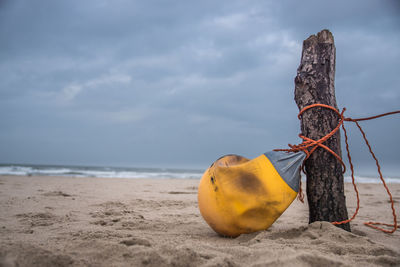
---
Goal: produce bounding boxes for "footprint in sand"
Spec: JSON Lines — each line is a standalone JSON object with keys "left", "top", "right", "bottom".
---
{"left": 89, "top": 201, "right": 145, "bottom": 228}
{"left": 0, "top": 243, "right": 74, "bottom": 266}
{"left": 42, "top": 191, "right": 73, "bottom": 197}
{"left": 16, "top": 212, "right": 59, "bottom": 227}
{"left": 120, "top": 237, "right": 151, "bottom": 247}
{"left": 166, "top": 191, "right": 197, "bottom": 194}
{"left": 15, "top": 211, "right": 76, "bottom": 228}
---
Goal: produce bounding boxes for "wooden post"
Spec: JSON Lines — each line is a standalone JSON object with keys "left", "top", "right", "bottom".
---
{"left": 294, "top": 29, "right": 350, "bottom": 231}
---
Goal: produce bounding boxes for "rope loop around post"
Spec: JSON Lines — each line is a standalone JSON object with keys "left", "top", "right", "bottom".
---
{"left": 275, "top": 103, "right": 400, "bottom": 233}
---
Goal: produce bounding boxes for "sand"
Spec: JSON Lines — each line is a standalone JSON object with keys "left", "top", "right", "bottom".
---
{"left": 0, "top": 175, "right": 399, "bottom": 267}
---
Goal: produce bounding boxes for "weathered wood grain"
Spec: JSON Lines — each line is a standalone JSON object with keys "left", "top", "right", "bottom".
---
{"left": 294, "top": 29, "right": 350, "bottom": 231}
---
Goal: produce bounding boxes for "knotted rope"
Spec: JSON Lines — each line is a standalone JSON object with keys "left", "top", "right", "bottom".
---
{"left": 275, "top": 103, "right": 399, "bottom": 233}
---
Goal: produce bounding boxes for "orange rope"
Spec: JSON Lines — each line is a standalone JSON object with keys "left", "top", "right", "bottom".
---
{"left": 275, "top": 103, "right": 399, "bottom": 233}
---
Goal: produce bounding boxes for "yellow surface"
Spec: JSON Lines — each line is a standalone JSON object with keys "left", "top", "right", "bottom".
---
{"left": 198, "top": 154, "right": 297, "bottom": 237}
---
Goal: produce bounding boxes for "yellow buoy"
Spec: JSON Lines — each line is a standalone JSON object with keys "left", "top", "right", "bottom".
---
{"left": 198, "top": 151, "right": 306, "bottom": 237}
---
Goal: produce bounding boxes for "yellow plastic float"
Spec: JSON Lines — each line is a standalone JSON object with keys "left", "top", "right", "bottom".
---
{"left": 198, "top": 151, "right": 306, "bottom": 237}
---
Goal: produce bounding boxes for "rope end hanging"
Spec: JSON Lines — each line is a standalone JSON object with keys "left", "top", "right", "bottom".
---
{"left": 297, "top": 180, "right": 305, "bottom": 203}
{"left": 277, "top": 103, "right": 400, "bottom": 234}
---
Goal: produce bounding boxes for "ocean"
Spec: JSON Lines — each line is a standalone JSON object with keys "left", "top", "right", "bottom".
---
{"left": 0, "top": 164, "right": 203, "bottom": 179}
{"left": 0, "top": 163, "right": 399, "bottom": 183}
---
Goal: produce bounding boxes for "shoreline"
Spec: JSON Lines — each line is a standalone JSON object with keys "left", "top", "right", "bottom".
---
{"left": 1, "top": 175, "right": 399, "bottom": 266}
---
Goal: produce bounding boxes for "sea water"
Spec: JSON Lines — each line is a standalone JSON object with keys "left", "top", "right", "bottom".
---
{"left": 0, "top": 164, "right": 203, "bottom": 179}
{"left": 0, "top": 164, "right": 399, "bottom": 183}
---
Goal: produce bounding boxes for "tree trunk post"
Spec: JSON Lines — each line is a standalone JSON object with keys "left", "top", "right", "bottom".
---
{"left": 294, "top": 29, "right": 350, "bottom": 231}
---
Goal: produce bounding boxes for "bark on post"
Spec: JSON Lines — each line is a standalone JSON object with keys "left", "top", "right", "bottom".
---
{"left": 294, "top": 29, "right": 350, "bottom": 231}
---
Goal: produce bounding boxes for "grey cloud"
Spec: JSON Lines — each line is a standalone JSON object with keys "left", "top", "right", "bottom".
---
{"left": 0, "top": 0, "right": 399, "bottom": 174}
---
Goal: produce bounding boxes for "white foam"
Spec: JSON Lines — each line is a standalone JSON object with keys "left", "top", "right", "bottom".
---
{"left": 0, "top": 165, "right": 203, "bottom": 179}
{"left": 0, "top": 166, "right": 33, "bottom": 176}
{"left": 344, "top": 176, "right": 400, "bottom": 184}
{"left": 0, "top": 165, "right": 398, "bottom": 183}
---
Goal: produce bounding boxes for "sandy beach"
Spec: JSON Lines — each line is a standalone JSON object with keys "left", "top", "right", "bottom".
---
{"left": 0, "top": 175, "right": 399, "bottom": 267}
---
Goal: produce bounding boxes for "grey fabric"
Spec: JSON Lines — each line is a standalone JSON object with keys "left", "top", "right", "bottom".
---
{"left": 264, "top": 151, "right": 306, "bottom": 192}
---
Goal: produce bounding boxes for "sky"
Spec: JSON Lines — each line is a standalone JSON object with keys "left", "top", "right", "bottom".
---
{"left": 0, "top": 0, "right": 399, "bottom": 175}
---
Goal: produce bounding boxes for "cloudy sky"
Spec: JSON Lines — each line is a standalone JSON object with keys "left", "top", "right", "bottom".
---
{"left": 0, "top": 0, "right": 399, "bottom": 175}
